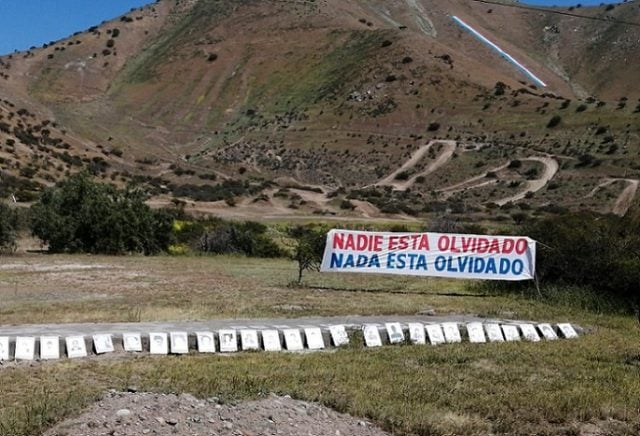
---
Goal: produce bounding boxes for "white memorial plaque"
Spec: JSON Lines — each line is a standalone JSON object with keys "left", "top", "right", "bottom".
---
{"left": 519, "top": 324, "right": 541, "bottom": 342}
{"left": 466, "top": 323, "right": 486, "bottom": 343}
{"left": 501, "top": 325, "right": 520, "bottom": 342}
{"left": 123, "top": 333, "right": 142, "bottom": 352}
{"left": 283, "top": 329, "right": 304, "bottom": 351}
{"left": 363, "top": 325, "right": 382, "bottom": 347}
{"left": 0, "top": 336, "right": 9, "bottom": 361}
{"left": 538, "top": 323, "right": 558, "bottom": 340}
{"left": 240, "top": 330, "right": 260, "bottom": 351}
{"left": 262, "top": 330, "right": 282, "bottom": 351}
{"left": 40, "top": 336, "right": 60, "bottom": 360}
{"left": 196, "top": 332, "right": 216, "bottom": 353}
{"left": 485, "top": 324, "right": 505, "bottom": 343}
{"left": 557, "top": 323, "right": 579, "bottom": 339}
{"left": 329, "top": 325, "right": 349, "bottom": 346}
{"left": 66, "top": 336, "right": 88, "bottom": 358}
{"left": 304, "top": 327, "right": 325, "bottom": 350}
{"left": 425, "top": 324, "right": 446, "bottom": 345}
{"left": 93, "top": 334, "right": 115, "bottom": 354}
{"left": 385, "top": 322, "right": 404, "bottom": 344}
{"left": 219, "top": 329, "right": 238, "bottom": 352}
{"left": 149, "top": 332, "right": 168, "bottom": 355}
{"left": 408, "top": 323, "right": 426, "bottom": 344}
{"left": 442, "top": 322, "right": 462, "bottom": 343}
{"left": 170, "top": 332, "right": 189, "bottom": 354}
{"left": 15, "top": 336, "right": 35, "bottom": 361}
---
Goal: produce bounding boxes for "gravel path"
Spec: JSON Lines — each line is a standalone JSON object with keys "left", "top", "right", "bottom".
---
{"left": 45, "top": 391, "right": 389, "bottom": 436}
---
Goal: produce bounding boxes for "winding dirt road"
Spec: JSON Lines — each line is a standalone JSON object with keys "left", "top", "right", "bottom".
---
{"left": 494, "top": 157, "right": 559, "bottom": 206}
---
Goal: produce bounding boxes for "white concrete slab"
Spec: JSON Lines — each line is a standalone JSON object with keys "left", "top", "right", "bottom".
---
{"left": 408, "top": 323, "right": 426, "bottom": 344}
{"left": 501, "top": 325, "right": 520, "bottom": 342}
{"left": 0, "top": 336, "right": 9, "bottom": 361}
{"left": 170, "top": 332, "right": 189, "bottom": 354}
{"left": 466, "top": 323, "right": 486, "bottom": 343}
{"left": 385, "top": 322, "right": 404, "bottom": 344}
{"left": 196, "top": 332, "right": 216, "bottom": 353}
{"left": 262, "top": 330, "right": 282, "bottom": 352}
{"left": 40, "top": 336, "right": 60, "bottom": 360}
{"left": 93, "top": 334, "right": 115, "bottom": 354}
{"left": 219, "top": 329, "right": 238, "bottom": 353}
{"left": 425, "top": 324, "right": 446, "bottom": 345}
{"left": 538, "top": 323, "right": 558, "bottom": 340}
{"left": 122, "top": 333, "right": 142, "bottom": 352}
{"left": 149, "top": 332, "right": 168, "bottom": 355}
{"left": 329, "top": 325, "right": 349, "bottom": 346}
{"left": 557, "top": 323, "right": 579, "bottom": 339}
{"left": 363, "top": 325, "right": 382, "bottom": 347}
{"left": 15, "top": 336, "right": 35, "bottom": 361}
{"left": 519, "top": 324, "right": 541, "bottom": 342}
{"left": 240, "top": 329, "right": 260, "bottom": 351}
{"left": 442, "top": 322, "right": 462, "bottom": 343}
{"left": 283, "top": 329, "right": 304, "bottom": 351}
{"left": 304, "top": 327, "right": 325, "bottom": 350}
{"left": 66, "top": 335, "right": 88, "bottom": 358}
{"left": 485, "top": 324, "right": 505, "bottom": 343}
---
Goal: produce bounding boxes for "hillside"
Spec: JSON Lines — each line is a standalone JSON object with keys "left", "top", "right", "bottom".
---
{"left": 0, "top": 0, "right": 639, "bottom": 222}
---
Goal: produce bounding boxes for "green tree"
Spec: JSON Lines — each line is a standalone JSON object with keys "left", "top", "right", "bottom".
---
{"left": 30, "top": 173, "right": 173, "bottom": 254}
{"left": 289, "top": 225, "right": 327, "bottom": 283}
{"left": 0, "top": 203, "right": 18, "bottom": 253}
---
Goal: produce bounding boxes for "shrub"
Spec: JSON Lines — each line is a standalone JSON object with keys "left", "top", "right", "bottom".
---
{"left": 427, "top": 122, "right": 440, "bottom": 132}
{"left": 30, "top": 173, "right": 173, "bottom": 254}
{"left": 546, "top": 115, "right": 562, "bottom": 128}
{"left": 0, "top": 203, "right": 18, "bottom": 253}
{"left": 200, "top": 220, "right": 283, "bottom": 258}
{"left": 288, "top": 225, "right": 327, "bottom": 283}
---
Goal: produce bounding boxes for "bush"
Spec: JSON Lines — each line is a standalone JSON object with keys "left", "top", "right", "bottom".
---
{"left": 546, "top": 115, "right": 562, "bottom": 128}
{"left": 199, "top": 220, "right": 283, "bottom": 258}
{"left": 0, "top": 203, "right": 18, "bottom": 253}
{"left": 288, "top": 225, "right": 327, "bottom": 283}
{"left": 30, "top": 173, "right": 173, "bottom": 254}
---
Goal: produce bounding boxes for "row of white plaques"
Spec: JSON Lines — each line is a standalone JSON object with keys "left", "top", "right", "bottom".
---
{"left": 0, "top": 322, "right": 579, "bottom": 361}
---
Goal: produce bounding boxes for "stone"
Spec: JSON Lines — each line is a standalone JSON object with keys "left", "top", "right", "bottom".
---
{"left": 116, "top": 409, "right": 131, "bottom": 418}
{"left": 485, "top": 324, "right": 505, "bottom": 343}
{"left": 408, "top": 323, "right": 426, "bottom": 344}
{"left": 122, "top": 333, "right": 143, "bottom": 352}
{"left": 166, "top": 418, "right": 178, "bottom": 426}
{"left": 149, "top": 332, "right": 168, "bottom": 355}
{"left": 537, "top": 323, "right": 558, "bottom": 340}
{"left": 0, "top": 336, "right": 9, "bottom": 361}
{"left": 261, "top": 330, "right": 282, "bottom": 352}
{"left": 240, "top": 330, "right": 260, "bottom": 351}
{"left": 195, "top": 332, "right": 216, "bottom": 353}
{"left": 557, "top": 323, "right": 579, "bottom": 339}
{"left": 466, "top": 323, "right": 486, "bottom": 343}
{"left": 425, "top": 324, "right": 446, "bottom": 345}
{"left": 14, "top": 336, "right": 36, "bottom": 361}
{"left": 363, "top": 325, "right": 382, "bottom": 347}
{"left": 283, "top": 329, "right": 304, "bottom": 351}
{"left": 93, "top": 334, "right": 115, "bottom": 354}
{"left": 170, "top": 332, "right": 189, "bottom": 354}
{"left": 328, "top": 325, "right": 349, "bottom": 347}
{"left": 303, "top": 327, "right": 325, "bottom": 350}
{"left": 40, "top": 336, "right": 60, "bottom": 360}
{"left": 385, "top": 322, "right": 404, "bottom": 344}
{"left": 66, "top": 335, "right": 88, "bottom": 358}
{"left": 501, "top": 325, "right": 520, "bottom": 341}
{"left": 441, "top": 322, "right": 462, "bottom": 343}
{"left": 519, "top": 324, "right": 541, "bottom": 342}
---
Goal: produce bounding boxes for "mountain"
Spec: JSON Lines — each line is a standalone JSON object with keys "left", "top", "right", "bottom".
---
{"left": 1, "top": 0, "right": 639, "bottom": 222}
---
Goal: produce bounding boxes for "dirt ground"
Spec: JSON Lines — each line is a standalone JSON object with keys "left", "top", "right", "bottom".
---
{"left": 45, "top": 391, "right": 389, "bottom": 436}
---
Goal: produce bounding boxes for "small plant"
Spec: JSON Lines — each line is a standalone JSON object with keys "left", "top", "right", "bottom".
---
{"left": 546, "top": 115, "right": 562, "bottom": 128}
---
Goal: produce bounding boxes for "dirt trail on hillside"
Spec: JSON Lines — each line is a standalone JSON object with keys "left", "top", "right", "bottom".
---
{"left": 613, "top": 179, "right": 639, "bottom": 216}
{"left": 376, "top": 140, "right": 456, "bottom": 190}
{"left": 495, "top": 157, "right": 558, "bottom": 206}
{"left": 437, "top": 162, "right": 510, "bottom": 199}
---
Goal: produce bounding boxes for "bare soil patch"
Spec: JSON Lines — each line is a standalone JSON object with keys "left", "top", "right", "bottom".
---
{"left": 45, "top": 391, "right": 388, "bottom": 436}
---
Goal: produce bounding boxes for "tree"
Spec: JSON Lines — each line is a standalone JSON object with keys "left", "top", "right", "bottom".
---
{"left": 0, "top": 203, "right": 17, "bottom": 253}
{"left": 289, "top": 225, "right": 327, "bottom": 283}
{"left": 30, "top": 173, "right": 173, "bottom": 254}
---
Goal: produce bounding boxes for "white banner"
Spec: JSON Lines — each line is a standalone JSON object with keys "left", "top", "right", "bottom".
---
{"left": 320, "top": 229, "right": 535, "bottom": 281}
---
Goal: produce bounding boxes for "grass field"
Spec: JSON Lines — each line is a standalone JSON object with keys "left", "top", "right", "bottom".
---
{"left": 1, "top": 254, "right": 639, "bottom": 435}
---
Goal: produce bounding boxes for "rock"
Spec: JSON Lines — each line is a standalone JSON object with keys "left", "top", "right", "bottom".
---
{"left": 417, "top": 308, "right": 436, "bottom": 316}
{"left": 155, "top": 417, "right": 165, "bottom": 425}
{"left": 126, "top": 386, "right": 138, "bottom": 393}
{"left": 166, "top": 418, "right": 178, "bottom": 426}
{"left": 115, "top": 409, "right": 131, "bottom": 419}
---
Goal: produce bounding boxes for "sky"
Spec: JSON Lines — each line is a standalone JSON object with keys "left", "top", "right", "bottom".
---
{"left": 0, "top": 0, "right": 629, "bottom": 55}
{"left": 0, "top": 0, "right": 152, "bottom": 55}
